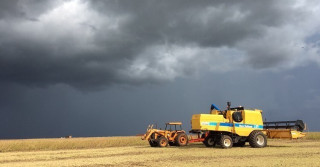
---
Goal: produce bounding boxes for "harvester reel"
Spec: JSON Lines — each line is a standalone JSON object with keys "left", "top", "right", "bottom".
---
{"left": 295, "top": 120, "right": 305, "bottom": 132}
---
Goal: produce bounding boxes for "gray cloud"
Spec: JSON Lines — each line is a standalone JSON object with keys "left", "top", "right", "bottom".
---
{"left": 0, "top": 0, "right": 319, "bottom": 89}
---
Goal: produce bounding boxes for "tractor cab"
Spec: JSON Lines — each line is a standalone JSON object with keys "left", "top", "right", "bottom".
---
{"left": 165, "top": 122, "right": 183, "bottom": 131}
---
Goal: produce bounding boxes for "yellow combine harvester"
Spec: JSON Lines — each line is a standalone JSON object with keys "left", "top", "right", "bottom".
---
{"left": 142, "top": 102, "right": 306, "bottom": 148}
{"left": 190, "top": 102, "right": 306, "bottom": 148}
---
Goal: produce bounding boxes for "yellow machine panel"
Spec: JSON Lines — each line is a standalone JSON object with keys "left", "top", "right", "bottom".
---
{"left": 191, "top": 109, "right": 264, "bottom": 137}
{"left": 192, "top": 114, "right": 229, "bottom": 132}
{"left": 243, "top": 109, "right": 263, "bottom": 125}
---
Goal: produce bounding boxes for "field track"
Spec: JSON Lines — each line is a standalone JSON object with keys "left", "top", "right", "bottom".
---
{"left": 0, "top": 133, "right": 319, "bottom": 167}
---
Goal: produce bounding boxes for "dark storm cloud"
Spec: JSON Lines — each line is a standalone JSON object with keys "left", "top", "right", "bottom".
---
{"left": 0, "top": 0, "right": 319, "bottom": 89}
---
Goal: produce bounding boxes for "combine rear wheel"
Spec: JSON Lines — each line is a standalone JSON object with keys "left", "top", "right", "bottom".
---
{"left": 157, "top": 136, "right": 168, "bottom": 147}
{"left": 203, "top": 136, "right": 215, "bottom": 147}
{"left": 175, "top": 133, "right": 188, "bottom": 146}
{"left": 249, "top": 131, "right": 267, "bottom": 148}
{"left": 219, "top": 135, "right": 233, "bottom": 149}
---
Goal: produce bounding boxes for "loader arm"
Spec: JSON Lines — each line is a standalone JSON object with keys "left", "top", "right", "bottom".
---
{"left": 141, "top": 124, "right": 155, "bottom": 140}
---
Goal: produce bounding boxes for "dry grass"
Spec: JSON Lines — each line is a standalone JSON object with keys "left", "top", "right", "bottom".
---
{"left": 305, "top": 132, "right": 320, "bottom": 140}
{"left": 0, "top": 133, "right": 319, "bottom": 167}
{"left": 0, "top": 136, "right": 145, "bottom": 152}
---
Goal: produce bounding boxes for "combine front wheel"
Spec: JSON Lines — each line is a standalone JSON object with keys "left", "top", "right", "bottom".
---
{"left": 249, "top": 131, "right": 267, "bottom": 148}
{"left": 219, "top": 135, "right": 233, "bottom": 149}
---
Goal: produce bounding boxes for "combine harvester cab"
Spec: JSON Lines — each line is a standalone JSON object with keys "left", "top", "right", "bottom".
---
{"left": 189, "top": 102, "right": 306, "bottom": 149}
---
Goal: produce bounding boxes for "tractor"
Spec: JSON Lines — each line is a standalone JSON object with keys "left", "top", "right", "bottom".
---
{"left": 141, "top": 122, "right": 188, "bottom": 147}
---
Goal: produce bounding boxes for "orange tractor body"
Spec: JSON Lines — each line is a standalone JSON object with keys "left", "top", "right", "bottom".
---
{"left": 141, "top": 122, "right": 188, "bottom": 147}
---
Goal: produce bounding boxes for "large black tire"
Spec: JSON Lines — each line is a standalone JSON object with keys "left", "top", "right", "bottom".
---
{"left": 249, "top": 131, "right": 267, "bottom": 148}
{"left": 157, "top": 136, "right": 168, "bottom": 147}
{"left": 203, "top": 136, "right": 215, "bottom": 147}
{"left": 175, "top": 133, "right": 188, "bottom": 146}
{"left": 148, "top": 140, "right": 157, "bottom": 147}
{"left": 219, "top": 135, "right": 233, "bottom": 149}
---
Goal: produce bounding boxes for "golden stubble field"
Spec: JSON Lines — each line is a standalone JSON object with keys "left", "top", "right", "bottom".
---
{"left": 0, "top": 133, "right": 319, "bottom": 167}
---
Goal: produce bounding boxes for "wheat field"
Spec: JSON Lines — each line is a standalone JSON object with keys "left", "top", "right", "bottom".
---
{"left": 0, "top": 133, "right": 319, "bottom": 167}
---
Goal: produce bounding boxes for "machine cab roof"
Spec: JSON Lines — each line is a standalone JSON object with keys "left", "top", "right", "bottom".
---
{"left": 165, "top": 122, "right": 183, "bottom": 131}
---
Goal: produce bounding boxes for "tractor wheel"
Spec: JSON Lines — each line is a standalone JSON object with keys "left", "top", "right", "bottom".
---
{"left": 203, "top": 136, "right": 215, "bottom": 147}
{"left": 175, "top": 133, "right": 188, "bottom": 146}
{"left": 157, "top": 136, "right": 168, "bottom": 147}
{"left": 219, "top": 135, "right": 233, "bottom": 149}
{"left": 148, "top": 140, "right": 157, "bottom": 147}
{"left": 249, "top": 130, "right": 267, "bottom": 148}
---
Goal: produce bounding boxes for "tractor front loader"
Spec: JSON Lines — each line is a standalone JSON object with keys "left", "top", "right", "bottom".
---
{"left": 142, "top": 122, "right": 188, "bottom": 147}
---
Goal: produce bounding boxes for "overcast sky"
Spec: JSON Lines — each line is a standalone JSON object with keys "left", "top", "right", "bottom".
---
{"left": 1, "top": 0, "right": 320, "bottom": 139}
